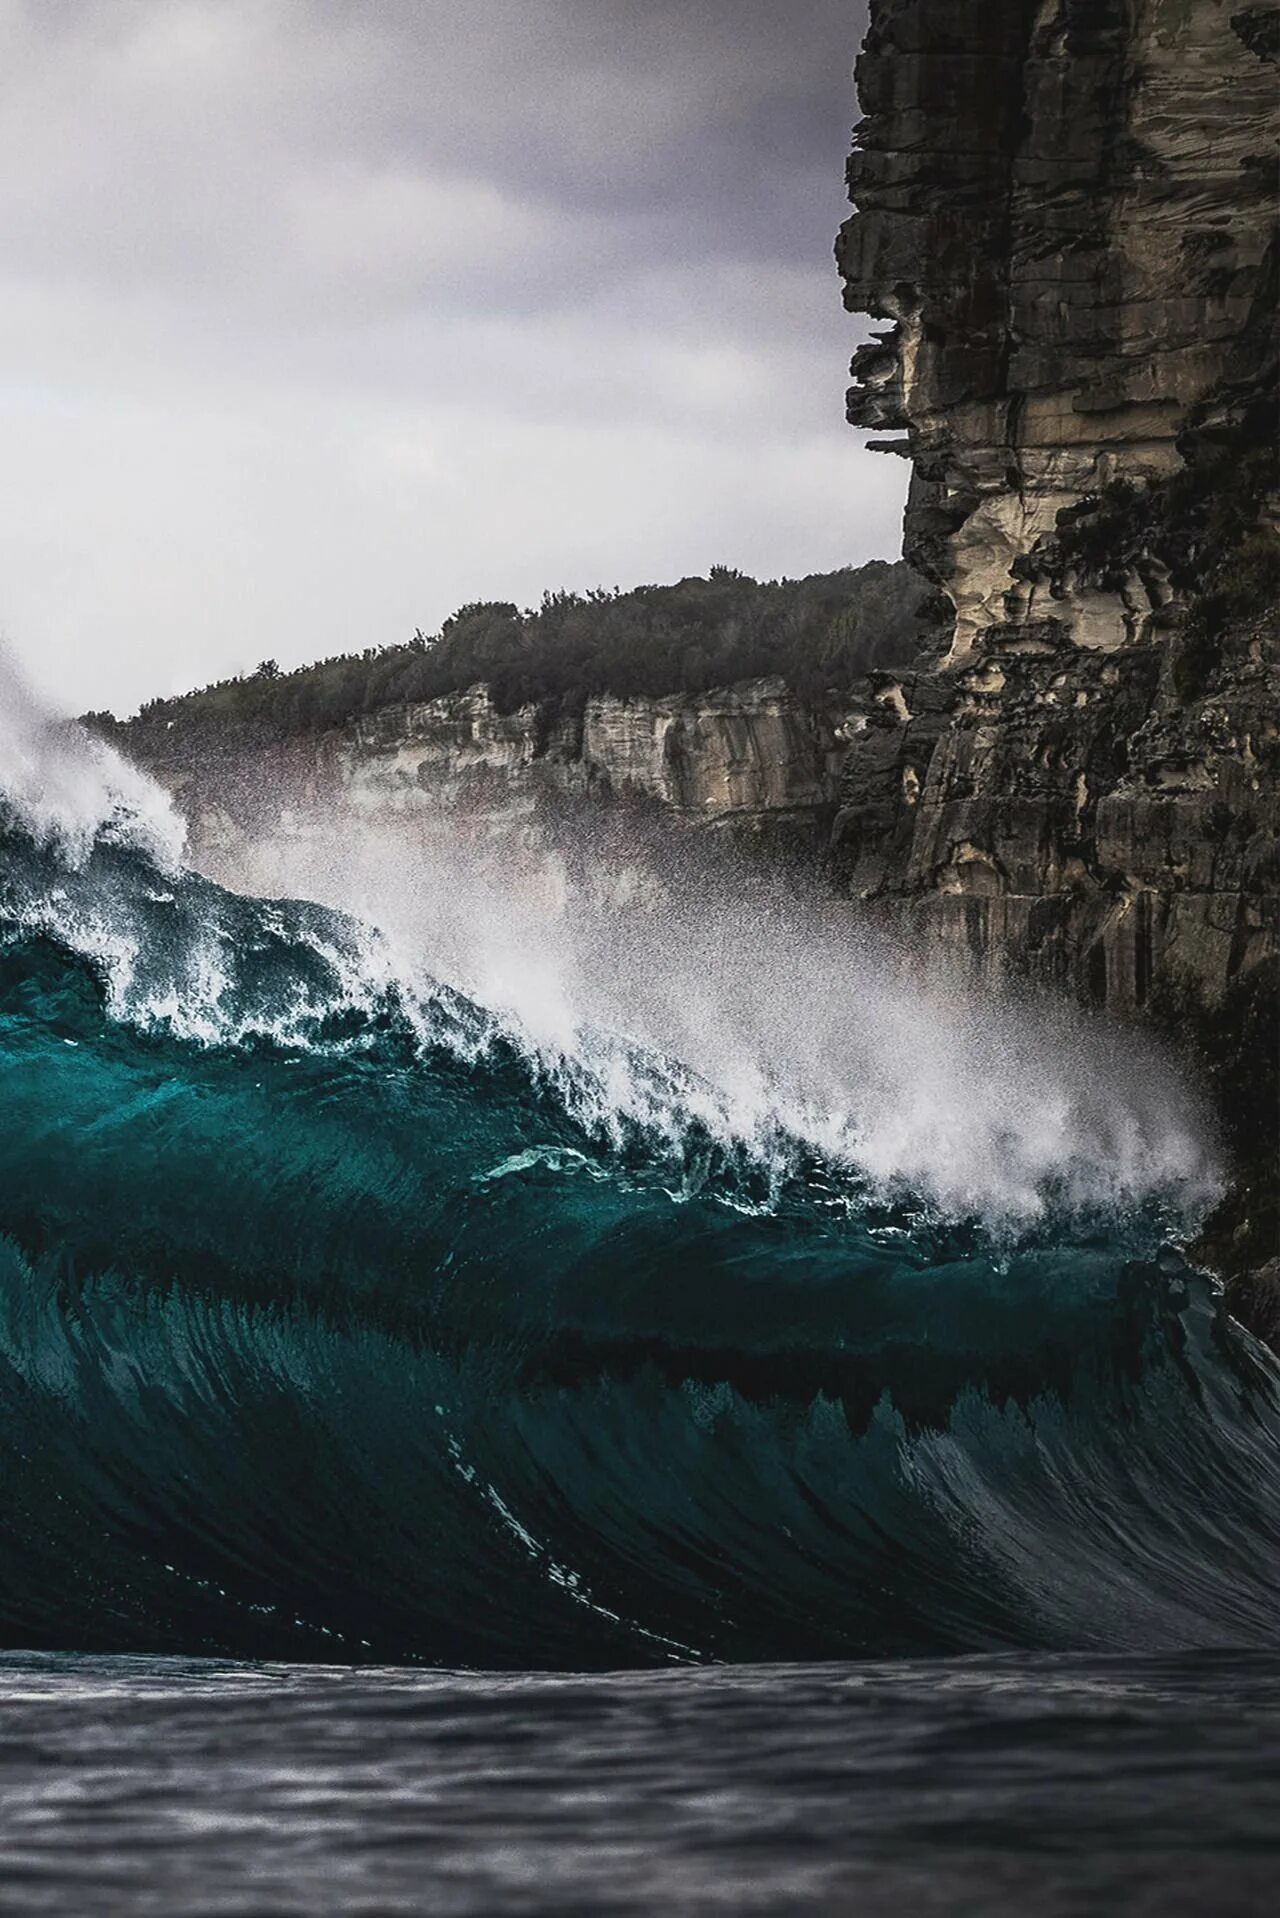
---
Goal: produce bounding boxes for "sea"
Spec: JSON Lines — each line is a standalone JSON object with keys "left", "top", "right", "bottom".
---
{"left": 3, "top": 1651, "right": 1280, "bottom": 1915}
{"left": 1, "top": 668, "right": 1278, "bottom": 1912}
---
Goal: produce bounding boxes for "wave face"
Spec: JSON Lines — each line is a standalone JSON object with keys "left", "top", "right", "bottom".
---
{"left": 1, "top": 687, "right": 1278, "bottom": 1668}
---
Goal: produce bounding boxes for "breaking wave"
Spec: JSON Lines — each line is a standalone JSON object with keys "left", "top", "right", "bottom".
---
{"left": 1, "top": 674, "right": 1277, "bottom": 1666}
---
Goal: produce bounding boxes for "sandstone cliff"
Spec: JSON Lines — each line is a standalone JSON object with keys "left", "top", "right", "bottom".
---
{"left": 839, "top": 0, "right": 1276, "bottom": 655}
{"left": 836, "top": 0, "right": 1279, "bottom": 1303}
{"left": 835, "top": 0, "right": 1278, "bottom": 1010}
{"left": 345, "top": 680, "right": 847, "bottom": 822}
{"left": 136, "top": 679, "right": 855, "bottom": 880}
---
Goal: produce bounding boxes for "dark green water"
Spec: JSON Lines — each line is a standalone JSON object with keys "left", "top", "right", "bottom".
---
{"left": 1, "top": 711, "right": 1278, "bottom": 1910}
{"left": 1, "top": 781, "right": 1278, "bottom": 1667}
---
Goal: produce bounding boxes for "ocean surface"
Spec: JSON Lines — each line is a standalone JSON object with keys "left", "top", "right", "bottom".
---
{"left": 3, "top": 1650, "right": 1279, "bottom": 1916}
{"left": 1, "top": 675, "right": 1278, "bottom": 1910}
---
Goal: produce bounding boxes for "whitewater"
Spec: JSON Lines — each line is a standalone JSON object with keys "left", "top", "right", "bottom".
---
{"left": 1, "top": 659, "right": 1278, "bottom": 1675}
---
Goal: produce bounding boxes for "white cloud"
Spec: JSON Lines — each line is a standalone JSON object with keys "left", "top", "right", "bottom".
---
{"left": 0, "top": 0, "right": 901, "bottom": 714}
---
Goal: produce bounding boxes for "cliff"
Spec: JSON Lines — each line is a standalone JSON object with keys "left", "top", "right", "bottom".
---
{"left": 102, "top": 560, "right": 923, "bottom": 873}
{"left": 839, "top": 0, "right": 1277, "bottom": 657}
{"left": 345, "top": 680, "right": 847, "bottom": 822}
{"left": 835, "top": 0, "right": 1279, "bottom": 1005}
{"left": 130, "top": 678, "right": 857, "bottom": 882}
{"left": 835, "top": 0, "right": 1279, "bottom": 1304}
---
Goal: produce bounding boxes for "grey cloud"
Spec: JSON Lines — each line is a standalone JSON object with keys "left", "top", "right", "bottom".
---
{"left": 0, "top": 0, "right": 898, "bottom": 715}
{"left": 1, "top": 0, "right": 867, "bottom": 315}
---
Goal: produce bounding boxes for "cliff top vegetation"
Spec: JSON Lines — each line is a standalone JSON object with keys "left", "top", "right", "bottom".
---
{"left": 89, "top": 560, "right": 927, "bottom": 746}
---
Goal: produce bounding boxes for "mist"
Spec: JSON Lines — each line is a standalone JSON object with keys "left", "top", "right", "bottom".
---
{"left": 174, "top": 786, "right": 1219, "bottom": 1230}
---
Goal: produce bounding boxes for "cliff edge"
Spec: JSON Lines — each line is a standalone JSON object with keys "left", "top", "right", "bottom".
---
{"left": 836, "top": 0, "right": 1279, "bottom": 1304}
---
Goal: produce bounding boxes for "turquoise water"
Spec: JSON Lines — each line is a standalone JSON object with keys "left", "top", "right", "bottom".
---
{"left": 1, "top": 767, "right": 1278, "bottom": 1669}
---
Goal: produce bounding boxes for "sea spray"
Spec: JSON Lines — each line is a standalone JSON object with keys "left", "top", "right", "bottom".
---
{"left": 0, "top": 652, "right": 185, "bottom": 868}
{"left": 146, "top": 779, "right": 1220, "bottom": 1229}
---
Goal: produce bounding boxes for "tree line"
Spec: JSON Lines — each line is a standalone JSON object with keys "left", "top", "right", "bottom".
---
{"left": 91, "top": 560, "right": 928, "bottom": 747}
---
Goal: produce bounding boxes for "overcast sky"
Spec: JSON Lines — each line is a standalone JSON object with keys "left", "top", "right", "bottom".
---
{"left": 0, "top": 0, "right": 898, "bottom": 714}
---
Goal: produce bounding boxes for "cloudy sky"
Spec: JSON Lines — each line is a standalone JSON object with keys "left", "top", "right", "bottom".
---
{"left": 0, "top": 0, "right": 898, "bottom": 714}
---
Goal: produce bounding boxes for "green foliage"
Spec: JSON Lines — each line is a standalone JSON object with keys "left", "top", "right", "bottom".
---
{"left": 105, "top": 561, "right": 926, "bottom": 747}
{"left": 441, "top": 601, "right": 521, "bottom": 635}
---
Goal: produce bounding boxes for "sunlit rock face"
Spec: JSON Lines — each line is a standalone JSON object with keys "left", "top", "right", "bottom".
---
{"left": 139, "top": 680, "right": 854, "bottom": 876}
{"left": 835, "top": 0, "right": 1279, "bottom": 1014}
{"left": 581, "top": 685, "right": 845, "bottom": 815}
{"left": 839, "top": 0, "right": 1276, "bottom": 656}
{"left": 340, "top": 681, "right": 848, "bottom": 824}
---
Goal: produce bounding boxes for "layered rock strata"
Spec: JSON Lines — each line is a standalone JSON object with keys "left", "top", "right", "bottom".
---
{"left": 835, "top": 0, "right": 1280, "bottom": 1018}
{"left": 839, "top": 0, "right": 1278, "bottom": 657}
{"left": 835, "top": 0, "right": 1280, "bottom": 1320}
{"left": 136, "top": 680, "right": 854, "bottom": 875}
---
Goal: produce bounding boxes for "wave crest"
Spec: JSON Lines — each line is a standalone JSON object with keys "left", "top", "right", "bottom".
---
{"left": 1, "top": 658, "right": 1272, "bottom": 1668}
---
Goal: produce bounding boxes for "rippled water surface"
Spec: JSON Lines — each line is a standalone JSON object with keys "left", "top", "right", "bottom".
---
{"left": 2, "top": 1651, "right": 1279, "bottom": 1915}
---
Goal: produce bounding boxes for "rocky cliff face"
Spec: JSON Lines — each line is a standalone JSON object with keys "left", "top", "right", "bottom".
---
{"left": 835, "top": 0, "right": 1280, "bottom": 1310}
{"left": 142, "top": 680, "right": 853, "bottom": 877}
{"left": 835, "top": 0, "right": 1279, "bottom": 1019}
{"left": 343, "top": 681, "right": 847, "bottom": 822}
{"left": 839, "top": 0, "right": 1277, "bottom": 656}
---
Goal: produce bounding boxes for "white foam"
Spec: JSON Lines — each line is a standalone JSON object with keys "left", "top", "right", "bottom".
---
{"left": 0, "top": 640, "right": 1221, "bottom": 1230}
{"left": 0, "top": 650, "right": 185, "bottom": 869}
{"left": 178, "top": 799, "right": 1223, "bottom": 1231}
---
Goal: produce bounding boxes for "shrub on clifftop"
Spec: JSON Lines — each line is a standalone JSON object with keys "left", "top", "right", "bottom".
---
{"left": 99, "top": 560, "right": 926, "bottom": 746}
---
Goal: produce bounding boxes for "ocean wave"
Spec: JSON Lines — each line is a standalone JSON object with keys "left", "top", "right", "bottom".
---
{"left": 0, "top": 695, "right": 1276, "bottom": 1666}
